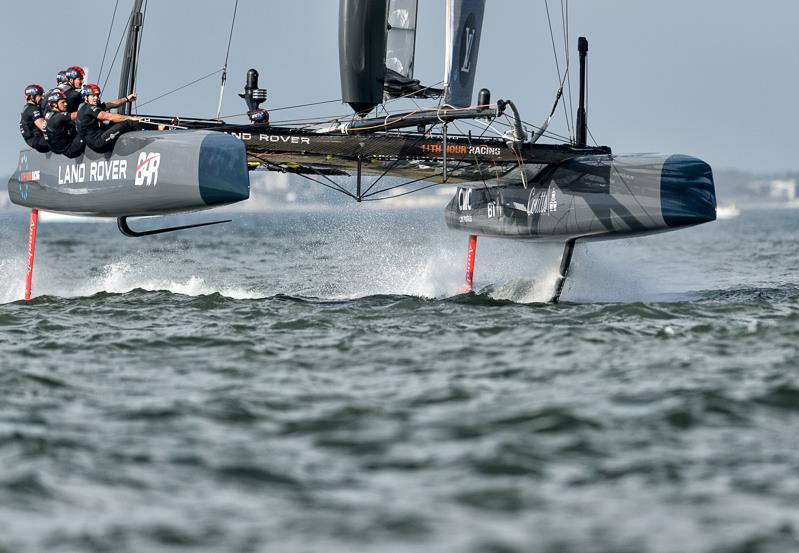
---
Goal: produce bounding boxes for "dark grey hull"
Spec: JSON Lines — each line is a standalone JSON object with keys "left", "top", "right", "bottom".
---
{"left": 8, "top": 130, "right": 249, "bottom": 217}
{"left": 445, "top": 153, "right": 717, "bottom": 241}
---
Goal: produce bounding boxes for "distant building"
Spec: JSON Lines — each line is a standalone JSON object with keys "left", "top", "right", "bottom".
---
{"left": 767, "top": 179, "right": 797, "bottom": 202}
{"left": 749, "top": 177, "right": 797, "bottom": 206}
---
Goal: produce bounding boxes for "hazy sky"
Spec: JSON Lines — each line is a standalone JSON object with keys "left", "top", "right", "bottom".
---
{"left": 2, "top": 0, "right": 797, "bottom": 174}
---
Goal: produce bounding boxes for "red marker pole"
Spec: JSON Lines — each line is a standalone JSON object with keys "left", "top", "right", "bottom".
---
{"left": 465, "top": 234, "right": 477, "bottom": 292}
{"left": 24, "top": 208, "right": 39, "bottom": 301}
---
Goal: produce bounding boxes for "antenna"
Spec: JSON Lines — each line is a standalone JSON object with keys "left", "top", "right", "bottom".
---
{"left": 576, "top": 36, "right": 588, "bottom": 146}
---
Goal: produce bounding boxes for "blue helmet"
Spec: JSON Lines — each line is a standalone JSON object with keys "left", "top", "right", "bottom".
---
{"left": 47, "top": 89, "right": 66, "bottom": 104}
{"left": 24, "top": 84, "right": 44, "bottom": 98}
{"left": 56, "top": 70, "right": 67, "bottom": 84}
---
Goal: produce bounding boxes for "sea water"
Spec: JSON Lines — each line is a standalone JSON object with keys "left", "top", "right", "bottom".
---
{"left": 0, "top": 207, "right": 797, "bottom": 552}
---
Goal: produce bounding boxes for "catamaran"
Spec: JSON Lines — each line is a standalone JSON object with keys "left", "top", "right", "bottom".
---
{"left": 7, "top": 0, "right": 717, "bottom": 301}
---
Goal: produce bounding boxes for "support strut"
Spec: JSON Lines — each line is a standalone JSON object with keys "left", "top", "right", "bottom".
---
{"left": 117, "top": 216, "right": 231, "bottom": 237}
{"left": 24, "top": 209, "right": 39, "bottom": 301}
{"left": 552, "top": 239, "right": 576, "bottom": 303}
{"left": 443, "top": 123, "right": 448, "bottom": 183}
{"left": 465, "top": 234, "right": 477, "bottom": 292}
{"left": 356, "top": 156, "right": 362, "bottom": 201}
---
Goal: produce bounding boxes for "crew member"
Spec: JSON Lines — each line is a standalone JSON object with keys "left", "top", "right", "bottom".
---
{"left": 62, "top": 66, "right": 85, "bottom": 113}
{"left": 38, "top": 71, "right": 68, "bottom": 111}
{"left": 19, "top": 84, "right": 49, "bottom": 153}
{"left": 248, "top": 109, "right": 269, "bottom": 125}
{"left": 43, "top": 89, "right": 84, "bottom": 158}
{"left": 76, "top": 83, "right": 143, "bottom": 153}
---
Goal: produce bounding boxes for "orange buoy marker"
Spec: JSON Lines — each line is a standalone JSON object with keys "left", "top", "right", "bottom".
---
{"left": 465, "top": 234, "right": 477, "bottom": 292}
{"left": 24, "top": 208, "right": 39, "bottom": 301}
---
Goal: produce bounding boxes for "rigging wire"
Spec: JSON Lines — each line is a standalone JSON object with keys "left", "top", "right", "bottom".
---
{"left": 101, "top": 7, "right": 135, "bottom": 90}
{"left": 462, "top": 117, "right": 572, "bottom": 144}
{"left": 135, "top": 68, "right": 223, "bottom": 109}
{"left": 212, "top": 99, "right": 344, "bottom": 121}
{"left": 587, "top": 125, "right": 599, "bottom": 147}
{"left": 248, "top": 153, "right": 357, "bottom": 199}
{"left": 544, "top": 0, "right": 572, "bottom": 140}
{"left": 584, "top": 56, "right": 599, "bottom": 146}
{"left": 359, "top": 133, "right": 431, "bottom": 198}
{"left": 451, "top": 120, "right": 494, "bottom": 201}
{"left": 380, "top": 80, "right": 446, "bottom": 110}
{"left": 269, "top": 98, "right": 342, "bottom": 113}
{"left": 362, "top": 115, "right": 496, "bottom": 201}
{"left": 98, "top": 0, "right": 120, "bottom": 83}
{"left": 360, "top": 180, "right": 440, "bottom": 202}
{"left": 216, "top": 0, "right": 240, "bottom": 120}
{"left": 562, "top": 0, "right": 575, "bottom": 142}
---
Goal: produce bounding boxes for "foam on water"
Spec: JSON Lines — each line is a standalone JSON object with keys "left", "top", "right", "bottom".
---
{"left": 0, "top": 209, "right": 716, "bottom": 305}
{"left": 0, "top": 230, "right": 656, "bottom": 305}
{"left": 74, "top": 262, "right": 265, "bottom": 300}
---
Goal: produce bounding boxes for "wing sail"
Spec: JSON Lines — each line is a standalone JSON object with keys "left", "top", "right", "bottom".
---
{"left": 339, "top": 0, "right": 389, "bottom": 115}
{"left": 443, "top": 0, "right": 486, "bottom": 108}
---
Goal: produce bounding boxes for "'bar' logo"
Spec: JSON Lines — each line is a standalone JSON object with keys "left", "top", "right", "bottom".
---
{"left": 135, "top": 152, "right": 161, "bottom": 186}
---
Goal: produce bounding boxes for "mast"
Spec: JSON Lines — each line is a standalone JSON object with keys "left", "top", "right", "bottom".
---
{"left": 117, "top": 0, "right": 144, "bottom": 115}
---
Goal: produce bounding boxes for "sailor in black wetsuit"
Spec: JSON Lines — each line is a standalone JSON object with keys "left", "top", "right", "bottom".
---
{"left": 76, "top": 83, "right": 144, "bottom": 153}
{"left": 20, "top": 84, "right": 49, "bottom": 153}
{"left": 43, "top": 89, "right": 84, "bottom": 158}
{"left": 62, "top": 66, "right": 85, "bottom": 113}
{"left": 39, "top": 72, "right": 69, "bottom": 112}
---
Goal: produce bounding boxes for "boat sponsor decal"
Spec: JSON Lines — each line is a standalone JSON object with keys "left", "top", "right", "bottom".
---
{"left": 468, "top": 145, "right": 501, "bottom": 156}
{"left": 457, "top": 187, "right": 472, "bottom": 211}
{"left": 135, "top": 152, "right": 160, "bottom": 186}
{"left": 17, "top": 153, "right": 40, "bottom": 184}
{"left": 227, "top": 132, "right": 311, "bottom": 145}
{"left": 527, "top": 186, "right": 558, "bottom": 215}
{"left": 459, "top": 14, "right": 477, "bottom": 74}
{"left": 487, "top": 200, "right": 503, "bottom": 218}
{"left": 457, "top": 187, "right": 474, "bottom": 223}
{"left": 57, "top": 159, "right": 129, "bottom": 185}
{"left": 259, "top": 134, "right": 310, "bottom": 145}
{"left": 19, "top": 170, "right": 40, "bottom": 183}
{"left": 420, "top": 143, "right": 501, "bottom": 157}
{"left": 421, "top": 143, "right": 468, "bottom": 155}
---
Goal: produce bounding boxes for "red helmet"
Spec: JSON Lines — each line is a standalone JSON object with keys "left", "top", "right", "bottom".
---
{"left": 25, "top": 84, "right": 44, "bottom": 98}
{"left": 81, "top": 83, "right": 102, "bottom": 97}
{"left": 65, "top": 66, "right": 85, "bottom": 80}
